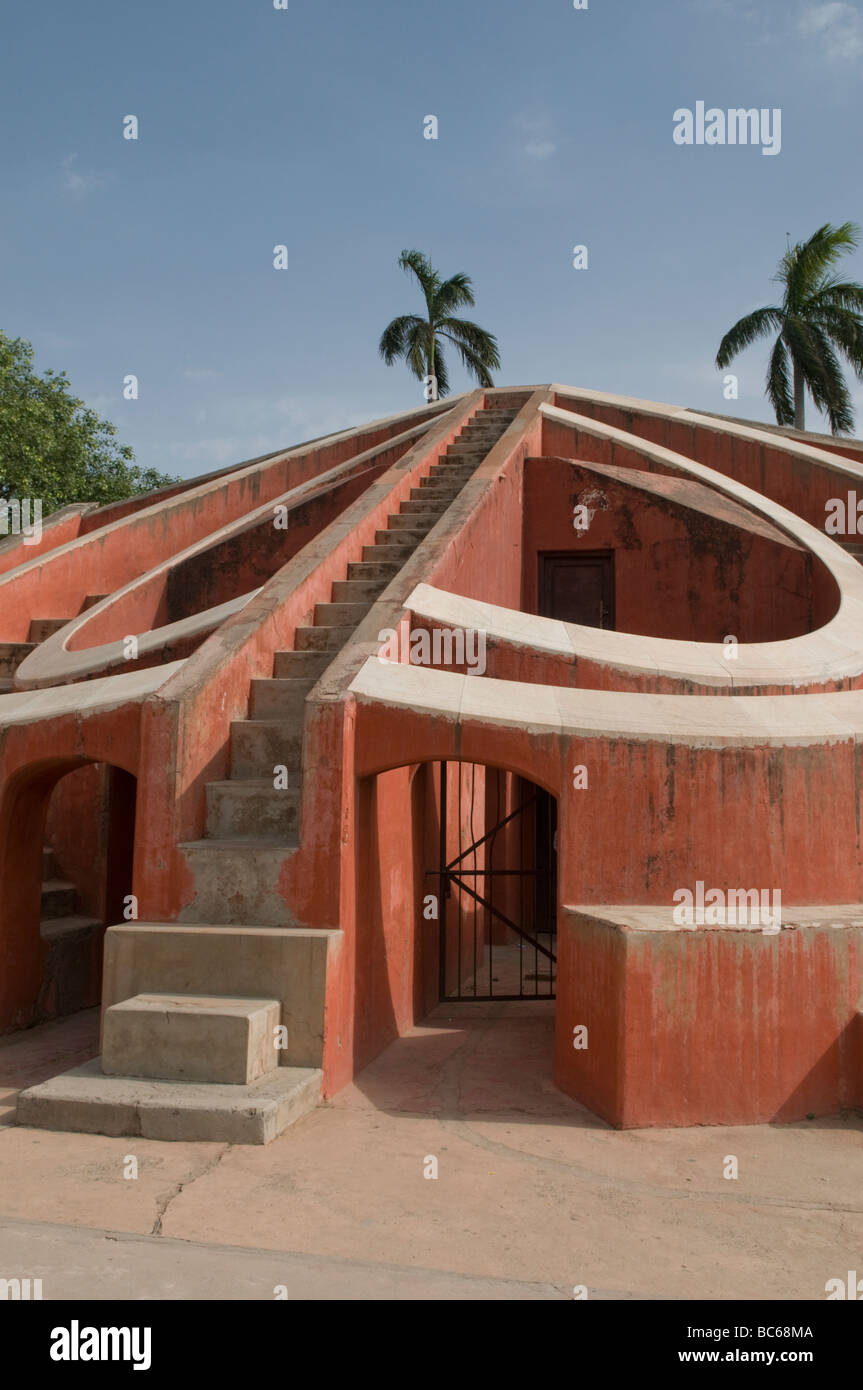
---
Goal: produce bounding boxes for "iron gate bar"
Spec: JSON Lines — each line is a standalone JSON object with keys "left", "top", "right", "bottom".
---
{"left": 442, "top": 793, "right": 539, "bottom": 872}
{"left": 447, "top": 874, "right": 557, "bottom": 964}
{"left": 432, "top": 761, "right": 556, "bottom": 1002}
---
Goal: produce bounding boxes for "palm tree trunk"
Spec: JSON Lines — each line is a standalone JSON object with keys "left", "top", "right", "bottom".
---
{"left": 793, "top": 361, "right": 805, "bottom": 431}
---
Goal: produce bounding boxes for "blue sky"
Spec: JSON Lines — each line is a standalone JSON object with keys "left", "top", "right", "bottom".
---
{"left": 2, "top": 0, "right": 862, "bottom": 478}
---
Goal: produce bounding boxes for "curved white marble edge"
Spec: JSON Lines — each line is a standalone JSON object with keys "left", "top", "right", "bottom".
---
{"left": 349, "top": 657, "right": 863, "bottom": 749}
{"left": 0, "top": 661, "right": 186, "bottom": 723}
{"left": 550, "top": 385, "right": 863, "bottom": 474}
{"left": 531, "top": 401, "right": 863, "bottom": 686}
{"left": 13, "top": 416, "right": 437, "bottom": 689}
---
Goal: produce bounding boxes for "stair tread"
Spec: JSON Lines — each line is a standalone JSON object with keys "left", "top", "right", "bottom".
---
{"left": 180, "top": 835, "right": 295, "bottom": 850}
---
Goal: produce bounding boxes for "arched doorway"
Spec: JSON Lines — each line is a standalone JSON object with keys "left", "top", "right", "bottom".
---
{"left": 433, "top": 761, "right": 557, "bottom": 1001}
{"left": 0, "top": 758, "right": 137, "bottom": 1033}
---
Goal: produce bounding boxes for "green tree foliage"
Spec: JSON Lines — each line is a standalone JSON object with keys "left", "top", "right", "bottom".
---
{"left": 0, "top": 331, "right": 178, "bottom": 513}
{"left": 379, "top": 250, "right": 500, "bottom": 397}
{"left": 717, "top": 223, "right": 863, "bottom": 435}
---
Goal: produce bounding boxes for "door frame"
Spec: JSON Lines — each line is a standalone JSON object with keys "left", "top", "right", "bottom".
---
{"left": 538, "top": 550, "right": 616, "bottom": 629}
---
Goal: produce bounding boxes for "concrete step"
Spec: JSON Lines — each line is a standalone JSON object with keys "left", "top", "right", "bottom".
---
{"left": 430, "top": 461, "right": 477, "bottom": 477}
{"left": 17, "top": 1056, "right": 322, "bottom": 1144}
{"left": 330, "top": 578, "right": 388, "bottom": 604}
{"left": 206, "top": 779, "right": 300, "bottom": 838}
{"left": 177, "top": 837, "right": 298, "bottom": 927}
{"left": 445, "top": 444, "right": 486, "bottom": 458}
{"left": 39, "top": 913, "right": 102, "bottom": 945}
{"left": 402, "top": 496, "right": 449, "bottom": 515}
{"left": 294, "top": 624, "right": 355, "bottom": 652}
{"left": 40, "top": 879, "right": 77, "bottom": 920}
{"left": 103, "top": 993, "right": 282, "bottom": 1085}
{"left": 230, "top": 720, "right": 303, "bottom": 779}
{"left": 346, "top": 559, "right": 401, "bottom": 583}
{"left": 360, "top": 544, "right": 409, "bottom": 566}
{"left": 272, "top": 649, "right": 331, "bottom": 679}
{"left": 0, "top": 642, "right": 36, "bottom": 676}
{"left": 388, "top": 513, "right": 437, "bottom": 532}
{"left": 313, "top": 601, "right": 367, "bottom": 628}
{"left": 28, "top": 617, "right": 72, "bottom": 643}
{"left": 250, "top": 677, "right": 314, "bottom": 721}
{"left": 374, "top": 528, "right": 423, "bottom": 548}
{"left": 418, "top": 475, "right": 468, "bottom": 495}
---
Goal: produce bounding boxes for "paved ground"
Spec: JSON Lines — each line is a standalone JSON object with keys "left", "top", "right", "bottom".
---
{"left": 0, "top": 1002, "right": 860, "bottom": 1300}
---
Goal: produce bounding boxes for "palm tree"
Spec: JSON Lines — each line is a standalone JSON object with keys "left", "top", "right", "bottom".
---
{"left": 716, "top": 222, "right": 863, "bottom": 434}
{"left": 379, "top": 249, "right": 500, "bottom": 399}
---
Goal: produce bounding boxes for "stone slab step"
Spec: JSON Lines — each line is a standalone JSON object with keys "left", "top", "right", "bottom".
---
{"left": 206, "top": 779, "right": 300, "bottom": 838}
{"left": 314, "top": 601, "right": 367, "bottom": 628}
{"left": 418, "top": 476, "right": 467, "bottom": 495}
{"left": 80, "top": 594, "right": 108, "bottom": 612}
{"left": 374, "top": 528, "right": 423, "bottom": 547}
{"left": 230, "top": 720, "right": 303, "bottom": 778}
{"left": 346, "top": 558, "right": 401, "bottom": 583}
{"left": 40, "top": 913, "right": 102, "bottom": 944}
{"left": 402, "top": 496, "right": 449, "bottom": 515}
{"left": 103, "top": 993, "right": 282, "bottom": 1085}
{"left": 272, "top": 648, "right": 331, "bottom": 679}
{"left": 40, "top": 879, "right": 77, "bottom": 920}
{"left": 177, "top": 838, "right": 298, "bottom": 927}
{"left": 360, "top": 545, "right": 409, "bottom": 566}
{"left": 294, "top": 624, "right": 355, "bottom": 652}
{"left": 16, "top": 1057, "right": 322, "bottom": 1144}
{"left": 250, "top": 676, "right": 314, "bottom": 721}
{"left": 330, "top": 578, "right": 388, "bottom": 603}
{"left": 28, "top": 617, "right": 72, "bottom": 643}
{"left": 389, "top": 511, "right": 439, "bottom": 530}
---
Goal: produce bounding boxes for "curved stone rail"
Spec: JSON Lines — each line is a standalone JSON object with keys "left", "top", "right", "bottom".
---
{"left": 13, "top": 418, "right": 437, "bottom": 689}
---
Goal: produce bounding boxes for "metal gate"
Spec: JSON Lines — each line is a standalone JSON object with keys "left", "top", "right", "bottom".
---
{"left": 432, "top": 762, "right": 557, "bottom": 1001}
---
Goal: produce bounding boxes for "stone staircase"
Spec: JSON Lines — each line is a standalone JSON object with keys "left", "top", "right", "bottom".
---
{"left": 16, "top": 407, "right": 520, "bottom": 1143}
{"left": 176, "top": 405, "right": 518, "bottom": 928}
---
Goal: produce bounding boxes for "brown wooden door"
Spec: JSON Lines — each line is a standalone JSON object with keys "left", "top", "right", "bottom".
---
{"left": 538, "top": 551, "right": 615, "bottom": 629}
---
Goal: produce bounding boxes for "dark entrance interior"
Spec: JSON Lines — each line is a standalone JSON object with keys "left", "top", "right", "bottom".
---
{"left": 435, "top": 763, "right": 557, "bottom": 1001}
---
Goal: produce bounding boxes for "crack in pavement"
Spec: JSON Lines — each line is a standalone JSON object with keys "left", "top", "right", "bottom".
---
{"left": 150, "top": 1144, "right": 231, "bottom": 1236}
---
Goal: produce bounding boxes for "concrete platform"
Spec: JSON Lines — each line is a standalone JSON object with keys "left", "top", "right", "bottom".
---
{"left": 16, "top": 1058, "right": 321, "bottom": 1144}
{"left": 102, "top": 993, "right": 282, "bottom": 1085}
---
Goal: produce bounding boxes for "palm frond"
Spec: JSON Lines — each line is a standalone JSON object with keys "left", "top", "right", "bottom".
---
{"left": 766, "top": 335, "right": 794, "bottom": 426}
{"left": 398, "top": 250, "right": 440, "bottom": 314}
{"left": 716, "top": 307, "right": 784, "bottom": 368}
{"left": 433, "top": 273, "right": 475, "bottom": 317}
{"left": 379, "top": 314, "right": 425, "bottom": 365}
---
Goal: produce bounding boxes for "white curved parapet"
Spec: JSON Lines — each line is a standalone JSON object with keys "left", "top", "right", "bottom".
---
{"left": 349, "top": 656, "right": 863, "bottom": 749}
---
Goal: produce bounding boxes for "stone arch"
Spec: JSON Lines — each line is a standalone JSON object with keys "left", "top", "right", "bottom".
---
{"left": 0, "top": 755, "right": 138, "bottom": 1032}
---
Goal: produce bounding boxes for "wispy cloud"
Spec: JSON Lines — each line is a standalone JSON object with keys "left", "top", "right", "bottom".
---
{"left": 798, "top": 2, "right": 863, "bottom": 61}
{"left": 517, "top": 118, "right": 557, "bottom": 162}
{"left": 61, "top": 153, "right": 108, "bottom": 197}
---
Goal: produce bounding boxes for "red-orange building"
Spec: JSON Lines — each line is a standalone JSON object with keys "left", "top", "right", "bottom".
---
{"left": 4, "top": 386, "right": 863, "bottom": 1140}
